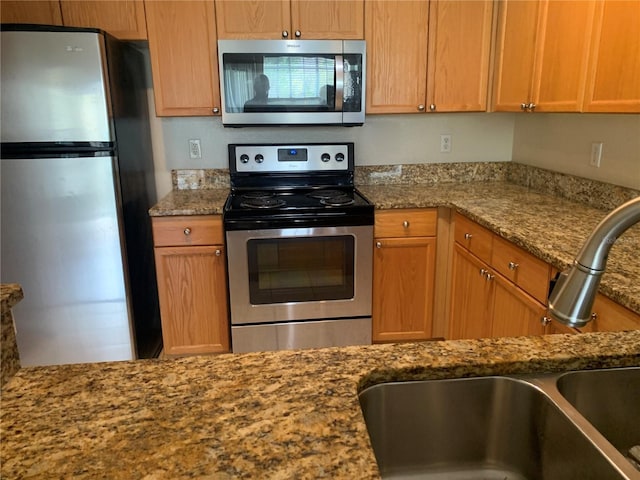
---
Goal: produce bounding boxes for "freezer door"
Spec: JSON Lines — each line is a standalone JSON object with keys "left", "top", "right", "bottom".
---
{"left": 0, "top": 156, "right": 134, "bottom": 366}
{"left": 0, "top": 30, "right": 113, "bottom": 143}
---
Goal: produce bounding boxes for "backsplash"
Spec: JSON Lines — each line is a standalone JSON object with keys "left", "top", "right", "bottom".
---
{"left": 172, "top": 162, "right": 639, "bottom": 212}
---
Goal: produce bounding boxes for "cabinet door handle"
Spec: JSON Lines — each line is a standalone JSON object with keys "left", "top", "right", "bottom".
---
{"left": 528, "top": 103, "right": 536, "bottom": 111}
{"left": 294, "top": 30, "right": 301, "bottom": 38}
{"left": 376, "top": 241, "right": 382, "bottom": 249}
{"left": 520, "top": 103, "right": 528, "bottom": 111}
{"left": 215, "top": 249, "right": 222, "bottom": 257}
{"left": 429, "top": 104, "right": 436, "bottom": 111}
{"left": 282, "top": 30, "right": 289, "bottom": 38}
{"left": 183, "top": 227, "right": 192, "bottom": 236}
{"left": 417, "top": 104, "right": 425, "bottom": 111}
{"left": 464, "top": 233, "right": 473, "bottom": 240}
{"left": 480, "top": 268, "right": 488, "bottom": 277}
{"left": 541, "top": 316, "right": 552, "bottom": 326}
{"left": 402, "top": 220, "right": 410, "bottom": 228}
{"left": 485, "top": 273, "right": 494, "bottom": 281}
{"left": 212, "top": 107, "right": 220, "bottom": 114}
{"left": 508, "top": 261, "right": 519, "bottom": 271}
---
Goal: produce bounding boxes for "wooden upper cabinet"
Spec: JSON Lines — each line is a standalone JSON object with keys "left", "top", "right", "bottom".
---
{"left": 0, "top": 1, "right": 62, "bottom": 24}
{"left": 365, "top": 0, "right": 429, "bottom": 114}
{"left": 215, "top": 0, "right": 290, "bottom": 39}
{"left": 215, "top": 0, "right": 363, "bottom": 39}
{"left": 583, "top": 0, "right": 640, "bottom": 112}
{"left": 145, "top": 1, "right": 221, "bottom": 116}
{"left": 60, "top": 1, "right": 147, "bottom": 40}
{"left": 426, "top": 0, "right": 494, "bottom": 112}
{"left": 291, "top": 0, "right": 364, "bottom": 39}
{"left": 493, "top": 0, "right": 595, "bottom": 113}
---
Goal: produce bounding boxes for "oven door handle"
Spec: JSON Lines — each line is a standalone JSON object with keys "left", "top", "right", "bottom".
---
{"left": 335, "top": 55, "right": 344, "bottom": 112}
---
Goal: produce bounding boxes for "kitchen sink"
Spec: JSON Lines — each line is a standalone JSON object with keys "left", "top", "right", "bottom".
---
{"left": 359, "top": 369, "right": 640, "bottom": 479}
{"left": 556, "top": 367, "right": 640, "bottom": 464}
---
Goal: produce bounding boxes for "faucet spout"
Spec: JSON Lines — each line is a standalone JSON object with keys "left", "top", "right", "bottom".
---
{"left": 548, "top": 196, "right": 640, "bottom": 327}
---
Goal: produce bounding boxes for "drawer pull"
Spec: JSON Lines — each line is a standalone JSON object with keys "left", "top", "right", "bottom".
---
{"left": 183, "top": 227, "right": 192, "bottom": 236}
{"left": 215, "top": 249, "right": 222, "bottom": 257}
{"left": 508, "top": 261, "right": 519, "bottom": 271}
{"left": 464, "top": 233, "right": 473, "bottom": 240}
{"left": 376, "top": 241, "right": 382, "bottom": 249}
{"left": 402, "top": 220, "right": 410, "bottom": 228}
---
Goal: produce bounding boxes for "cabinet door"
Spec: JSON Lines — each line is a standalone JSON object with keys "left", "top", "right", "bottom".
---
{"left": 291, "top": 0, "right": 364, "bottom": 39}
{"left": 154, "top": 245, "right": 230, "bottom": 355}
{"left": 60, "top": 1, "right": 147, "bottom": 39}
{"left": 146, "top": 1, "right": 221, "bottom": 116}
{"left": 373, "top": 237, "right": 436, "bottom": 342}
{"left": 215, "top": 0, "right": 290, "bottom": 39}
{"left": 0, "top": 1, "right": 62, "bottom": 24}
{"left": 492, "top": 0, "right": 539, "bottom": 111}
{"left": 426, "top": 0, "right": 493, "bottom": 112}
{"left": 531, "top": 0, "right": 595, "bottom": 112}
{"left": 365, "top": 0, "right": 429, "bottom": 113}
{"left": 449, "top": 244, "right": 493, "bottom": 340}
{"left": 491, "top": 273, "right": 547, "bottom": 337}
{"left": 583, "top": 0, "right": 640, "bottom": 112}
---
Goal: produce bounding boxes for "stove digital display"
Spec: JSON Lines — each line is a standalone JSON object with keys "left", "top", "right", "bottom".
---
{"left": 278, "top": 148, "right": 308, "bottom": 162}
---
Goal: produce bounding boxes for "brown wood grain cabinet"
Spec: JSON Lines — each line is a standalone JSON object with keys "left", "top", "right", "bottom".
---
{"left": 60, "top": 1, "right": 147, "bottom": 40}
{"left": 145, "top": 0, "right": 221, "bottom": 116}
{"left": 365, "top": 0, "right": 493, "bottom": 114}
{"left": 215, "top": 0, "right": 363, "bottom": 39}
{"left": 152, "top": 215, "right": 230, "bottom": 356}
{"left": 373, "top": 209, "right": 437, "bottom": 342}
{"left": 0, "top": 1, "right": 62, "bottom": 24}
{"left": 449, "top": 213, "right": 551, "bottom": 340}
{"left": 493, "top": 0, "right": 596, "bottom": 112}
{"left": 1, "top": 0, "right": 147, "bottom": 39}
{"left": 583, "top": 0, "right": 640, "bottom": 112}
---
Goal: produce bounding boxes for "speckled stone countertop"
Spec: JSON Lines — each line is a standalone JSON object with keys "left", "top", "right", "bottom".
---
{"left": 2, "top": 331, "right": 640, "bottom": 479}
{"left": 147, "top": 181, "right": 639, "bottom": 315}
{"left": 1, "top": 284, "right": 23, "bottom": 388}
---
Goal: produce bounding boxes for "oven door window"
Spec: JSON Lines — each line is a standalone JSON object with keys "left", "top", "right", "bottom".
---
{"left": 247, "top": 236, "right": 355, "bottom": 304}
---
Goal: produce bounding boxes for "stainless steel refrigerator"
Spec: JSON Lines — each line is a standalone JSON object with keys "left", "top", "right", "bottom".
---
{"left": 1, "top": 24, "right": 161, "bottom": 366}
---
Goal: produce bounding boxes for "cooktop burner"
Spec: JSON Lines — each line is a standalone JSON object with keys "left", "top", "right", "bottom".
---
{"left": 224, "top": 143, "right": 374, "bottom": 230}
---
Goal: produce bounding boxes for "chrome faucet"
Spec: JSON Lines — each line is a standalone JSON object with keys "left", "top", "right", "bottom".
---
{"left": 548, "top": 196, "right": 640, "bottom": 327}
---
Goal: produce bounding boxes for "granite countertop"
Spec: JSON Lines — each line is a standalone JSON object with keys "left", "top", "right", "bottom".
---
{"left": 147, "top": 181, "right": 640, "bottom": 315}
{"left": 1, "top": 284, "right": 24, "bottom": 315}
{"left": 2, "top": 331, "right": 640, "bottom": 478}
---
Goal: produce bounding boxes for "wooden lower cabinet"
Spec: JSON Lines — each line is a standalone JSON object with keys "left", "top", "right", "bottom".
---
{"left": 372, "top": 236, "right": 437, "bottom": 342}
{"left": 154, "top": 245, "right": 230, "bottom": 355}
{"left": 449, "top": 244, "right": 492, "bottom": 339}
{"left": 152, "top": 215, "right": 230, "bottom": 356}
{"left": 449, "top": 243, "right": 547, "bottom": 339}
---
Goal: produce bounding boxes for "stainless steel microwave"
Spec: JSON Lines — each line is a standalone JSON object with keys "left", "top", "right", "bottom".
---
{"left": 217, "top": 40, "right": 366, "bottom": 126}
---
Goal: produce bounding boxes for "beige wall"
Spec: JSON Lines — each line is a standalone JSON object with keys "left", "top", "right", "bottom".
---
{"left": 512, "top": 114, "right": 640, "bottom": 190}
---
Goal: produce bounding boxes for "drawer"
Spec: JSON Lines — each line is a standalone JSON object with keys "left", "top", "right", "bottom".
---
{"left": 152, "top": 215, "right": 223, "bottom": 247}
{"left": 454, "top": 213, "right": 493, "bottom": 264}
{"left": 375, "top": 209, "right": 437, "bottom": 238}
{"left": 580, "top": 294, "right": 640, "bottom": 333}
{"left": 492, "top": 235, "right": 551, "bottom": 303}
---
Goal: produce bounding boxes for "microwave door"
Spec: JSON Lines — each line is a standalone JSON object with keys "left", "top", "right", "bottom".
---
{"left": 335, "top": 55, "right": 343, "bottom": 112}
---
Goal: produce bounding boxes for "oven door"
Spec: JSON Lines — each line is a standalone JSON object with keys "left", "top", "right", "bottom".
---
{"left": 226, "top": 225, "right": 372, "bottom": 325}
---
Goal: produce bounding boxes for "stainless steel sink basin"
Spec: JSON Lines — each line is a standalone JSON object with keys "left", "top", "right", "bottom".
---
{"left": 359, "top": 370, "right": 640, "bottom": 480}
{"left": 557, "top": 367, "right": 640, "bottom": 466}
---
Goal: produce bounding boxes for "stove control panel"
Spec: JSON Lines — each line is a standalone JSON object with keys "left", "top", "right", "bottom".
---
{"left": 231, "top": 144, "right": 351, "bottom": 173}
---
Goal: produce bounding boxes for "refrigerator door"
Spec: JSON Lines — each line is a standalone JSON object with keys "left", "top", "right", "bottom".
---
{"left": 0, "top": 155, "right": 134, "bottom": 366}
{"left": 0, "top": 29, "right": 113, "bottom": 143}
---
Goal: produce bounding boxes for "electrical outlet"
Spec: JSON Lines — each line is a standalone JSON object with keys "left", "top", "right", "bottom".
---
{"left": 590, "top": 142, "right": 603, "bottom": 167}
{"left": 189, "top": 139, "right": 202, "bottom": 160}
{"left": 440, "top": 134, "right": 452, "bottom": 153}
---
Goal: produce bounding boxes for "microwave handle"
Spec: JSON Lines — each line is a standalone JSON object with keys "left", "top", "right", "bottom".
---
{"left": 335, "top": 55, "right": 344, "bottom": 112}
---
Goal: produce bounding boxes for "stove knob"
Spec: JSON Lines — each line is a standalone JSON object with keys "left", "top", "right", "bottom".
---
{"left": 239, "top": 154, "right": 250, "bottom": 164}
{"left": 321, "top": 153, "right": 331, "bottom": 162}
{"left": 254, "top": 154, "right": 264, "bottom": 163}
{"left": 335, "top": 152, "right": 345, "bottom": 162}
